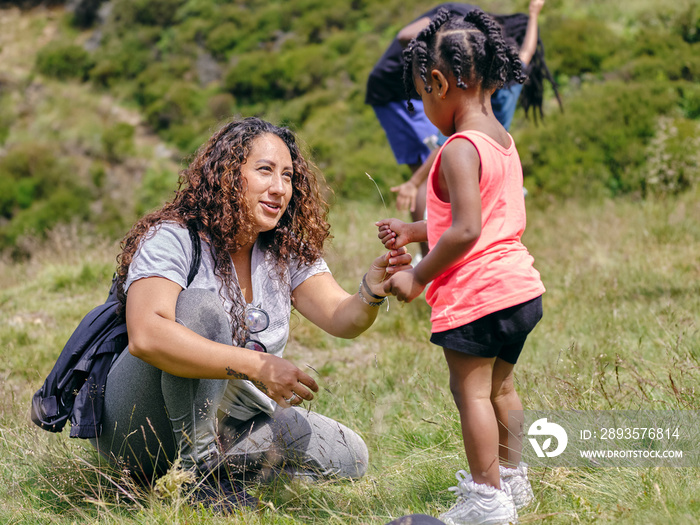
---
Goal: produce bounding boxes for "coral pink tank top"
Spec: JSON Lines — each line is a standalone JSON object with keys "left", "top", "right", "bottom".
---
{"left": 425, "top": 131, "right": 545, "bottom": 332}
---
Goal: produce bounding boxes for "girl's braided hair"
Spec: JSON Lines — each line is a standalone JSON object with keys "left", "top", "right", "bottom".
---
{"left": 402, "top": 8, "right": 526, "bottom": 112}
{"left": 492, "top": 12, "right": 563, "bottom": 122}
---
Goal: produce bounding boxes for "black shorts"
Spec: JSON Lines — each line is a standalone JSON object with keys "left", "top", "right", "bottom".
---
{"left": 430, "top": 296, "right": 543, "bottom": 364}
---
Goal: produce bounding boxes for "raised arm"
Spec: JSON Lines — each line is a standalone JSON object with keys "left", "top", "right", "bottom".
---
{"left": 126, "top": 276, "right": 318, "bottom": 406}
{"left": 519, "top": 0, "right": 545, "bottom": 66}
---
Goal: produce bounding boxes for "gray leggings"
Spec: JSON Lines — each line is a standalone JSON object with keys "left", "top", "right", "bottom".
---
{"left": 91, "top": 289, "right": 368, "bottom": 482}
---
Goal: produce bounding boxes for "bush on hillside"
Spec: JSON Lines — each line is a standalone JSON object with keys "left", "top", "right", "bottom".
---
{"left": 35, "top": 43, "right": 94, "bottom": 81}
{"left": 641, "top": 117, "right": 700, "bottom": 195}
{"left": 101, "top": 122, "right": 135, "bottom": 162}
{"left": 542, "top": 17, "right": 622, "bottom": 78}
{"left": 143, "top": 81, "right": 204, "bottom": 132}
{"left": 517, "top": 80, "right": 680, "bottom": 199}
{"left": 0, "top": 144, "right": 94, "bottom": 251}
{"left": 135, "top": 166, "right": 178, "bottom": 216}
{"left": 89, "top": 31, "right": 156, "bottom": 86}
{"left": 680, "top": 83, "right": 700, "bottom": 119}
{"left": 675, "top": 4, "right": 700, "bottom": 43}
{"left": 108, "top": 0, "right": 186, "bottom": 28}
{"left": 204, "top": 22, "right": 242, "bottom": 58}
{"left": 0, "top": 93, "right": 12, "bottom": 146}
{"left": 617, "top": 29, "right": 700, "bottom": 82}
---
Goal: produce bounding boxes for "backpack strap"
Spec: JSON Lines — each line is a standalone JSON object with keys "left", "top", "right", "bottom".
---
{"left": 185, "top": 220, "right": 201, "bottom": 287}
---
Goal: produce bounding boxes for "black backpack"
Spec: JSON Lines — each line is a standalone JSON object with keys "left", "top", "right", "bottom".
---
{"left": 30, "top": 223, "right": 201, "bottom": 439}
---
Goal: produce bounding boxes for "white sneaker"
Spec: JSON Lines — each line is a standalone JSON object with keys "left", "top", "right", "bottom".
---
{"left": 499, "top": 463, "right": 534, "bottom": 510}
{"left": 439, "top": 471, "right": 518, "bottom": 525}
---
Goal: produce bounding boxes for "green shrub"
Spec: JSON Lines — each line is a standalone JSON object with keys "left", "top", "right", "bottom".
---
{"left": 225, "top": 44, "right": 339, "bottom": 104}
{"left": 109, "top": 0, "right": 187, "bottom": 28}
{"left": 290, "top": 3, "right": 360, "bottom": 43}
{"left": 224, "top": 51, "right": 285, "bottom": 103}
{"left": 143, "top": 81, "right": 205, "bottom": 132}
{"left": 0, "top": 143, "right": 95, "bottom": 249}
{"left": 204, "top": 22, "right": 241, "bottom": 58}
{"left": 90, "top": 31, "right": 155, "bottom": 86}
{"left": 517, "top": 81, "right": 680, "bottom": 199}
{"left": 671, "top": 3, "right": 700, "bottom": 44}
{"left": 136, "top": 166, "right": 179, "bottom": 216}
{"left": 101, "top": 122, "right": 135, "bottom": 162}
{"left": 543, "top": 17, "right": 622, "bottom": 77}
{"left": 0, "top": 143, "right": 69, "bottom": 202}
{"left": 207, "top": 92, "right": 235, "bottom": 121}
{"left": 641, "top": 117, "right": 700, "bottom": 195}
{"left": 0, "top": 177, "right": 15, "bottom": 218}
{"left": 0, "top": 186, "right": 93, "bottom": 249}
{"left": 133, "top": 64, "right": 176, "bottom": 108}
{"left": 614, "top": 29, "right": 700, "bottom": 82}
{"left": 680, "top": 83, "right": 700, "bottom": 119}
{"left": 35, "top": 43, "right": 94, "bottom": 81}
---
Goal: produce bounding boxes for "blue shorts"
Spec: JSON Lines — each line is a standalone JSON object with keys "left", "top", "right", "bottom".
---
{"left": 492, "top": 83, "right": 524, "bottom": 131}
{"left": 430, "top": 296, "right": 543, "bottom": 364}
{"left": 372, "top": 100, "right": 439, "bottom": 166}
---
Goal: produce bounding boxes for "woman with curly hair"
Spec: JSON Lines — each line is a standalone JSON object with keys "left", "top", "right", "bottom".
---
{"left": 93, "top": 117, "right": 410, "bottom": 512}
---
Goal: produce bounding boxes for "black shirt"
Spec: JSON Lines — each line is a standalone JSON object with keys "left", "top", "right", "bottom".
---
{"left": 365, "top": 3, "right": 477, "bottom": 105}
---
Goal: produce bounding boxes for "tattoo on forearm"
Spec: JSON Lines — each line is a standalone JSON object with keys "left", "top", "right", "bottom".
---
{"left": 226, "top": 367, "right": 247, "bottom": 380}
{"left": 225, "top": 367, "right": 269, "bottom": 394}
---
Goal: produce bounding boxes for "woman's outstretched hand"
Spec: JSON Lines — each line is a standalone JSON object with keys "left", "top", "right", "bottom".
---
{"left": 363, "top": 247, "right": 412, "bottom": 297}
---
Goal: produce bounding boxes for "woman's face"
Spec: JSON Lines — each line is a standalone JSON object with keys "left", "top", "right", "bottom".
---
{"left": 241, "top": 133, "right": 294, "bottom": 236}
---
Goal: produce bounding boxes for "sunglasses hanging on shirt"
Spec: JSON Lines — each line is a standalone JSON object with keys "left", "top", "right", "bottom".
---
{"left": 243, "top": 304, "right": 270, "bottom": 353}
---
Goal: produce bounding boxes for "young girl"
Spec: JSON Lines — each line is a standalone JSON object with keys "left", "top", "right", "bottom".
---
{"left": 377, "top": 8, "right": 545, "bottom": 525}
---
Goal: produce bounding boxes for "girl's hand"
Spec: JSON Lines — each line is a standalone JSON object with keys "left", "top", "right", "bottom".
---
{"left": 376, "top": 218, "right": 412, "bottom": 249}
{"left": 257, "top": 354, "right": 319, "bottom": 407}
{"left": 383, "top": 268, "right": 425, "bottom": 303}
{"left": 365, "top": 247, "right": 412, "bottom": 295}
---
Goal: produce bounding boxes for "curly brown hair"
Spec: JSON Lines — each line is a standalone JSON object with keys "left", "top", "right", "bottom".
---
{"left": 115, "top": 117, "right": 331, "bottom": 343}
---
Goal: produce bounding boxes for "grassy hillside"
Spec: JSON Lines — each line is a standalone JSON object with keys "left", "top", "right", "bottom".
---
{"left": 1, "top": 191, "right": 699, "bottom": 524}
{"left": 1, "top": 0, "right": 699, "bottom": 523}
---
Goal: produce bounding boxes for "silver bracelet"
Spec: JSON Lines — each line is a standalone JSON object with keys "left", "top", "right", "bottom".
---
{"left": 358, "top": 280, "right": 386, "bottom": 307}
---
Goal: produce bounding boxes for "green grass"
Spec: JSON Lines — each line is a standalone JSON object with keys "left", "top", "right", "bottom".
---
{"left": 1, "top": 187, "right": 699, "bottom": 523}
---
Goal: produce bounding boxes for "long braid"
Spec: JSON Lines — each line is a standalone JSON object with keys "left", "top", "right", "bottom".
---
{"left": 521, "top": 39, "right": 562, "bottom": 122}
{"left": 492, "top": 12, "right": 563, "bottom": 122}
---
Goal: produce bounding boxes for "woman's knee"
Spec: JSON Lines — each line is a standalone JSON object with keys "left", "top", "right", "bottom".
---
{"left": 175, "top": 288, "right": 231, "bottom": 343}
{"left": 281, "top": 409, "right": 369, "bottom": 479}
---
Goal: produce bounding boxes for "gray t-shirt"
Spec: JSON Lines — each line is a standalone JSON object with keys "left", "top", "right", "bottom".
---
{"left": 125, "top": 222, "right": 330, "bottom": 420}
